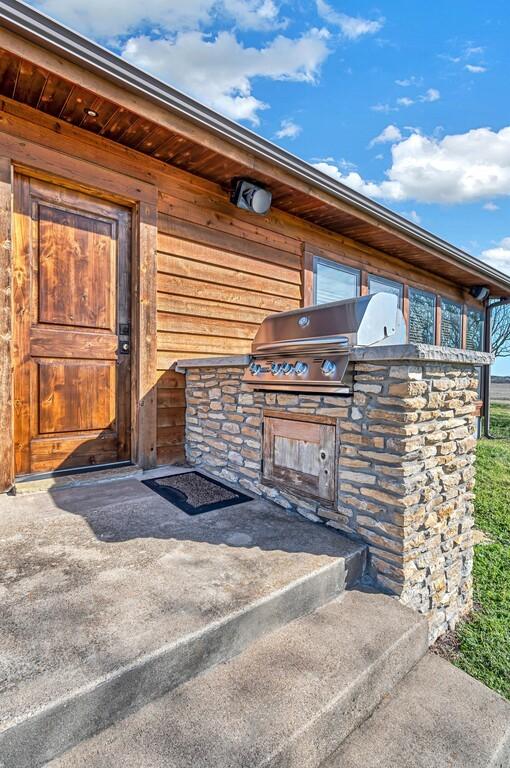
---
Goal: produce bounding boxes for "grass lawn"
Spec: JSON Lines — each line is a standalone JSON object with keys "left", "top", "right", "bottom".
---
{"left": 449, "top": 437, "right": 510, "bottom": 700}
{"left": 489, "top": 401, "right": 510, "bottom": 438}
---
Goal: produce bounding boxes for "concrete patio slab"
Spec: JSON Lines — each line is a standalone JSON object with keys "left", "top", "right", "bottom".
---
{"left": 0, "top": 476, "right": 365, "bottom": 766}
{"left": 323, "top": 653, "right": 510, "bottom": 768}
{"left": 49, "top": 591, "right": 427, "bottom": 768}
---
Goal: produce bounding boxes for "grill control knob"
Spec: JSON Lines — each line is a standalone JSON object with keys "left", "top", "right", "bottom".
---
{"left": 321, "top": 359, "right": 337, "bottom": 376}
{"left": 294, "top": 361, "right": 309, "bottom": 376}
{"left": 282, "top": 362, "right": 294, "bottom": 375}
{"left": 249, "top": 362, "right": 262, "bottom": 376}
{"left": 271, "top": 362, "right": 283, "bottom": 375}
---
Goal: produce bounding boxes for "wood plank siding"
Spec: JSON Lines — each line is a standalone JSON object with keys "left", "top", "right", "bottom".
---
{"left": 155, "top": 190, "right": 303, "bottom": 462}
{"left": 0, "top": 38, "right": 493, "bottom": 480}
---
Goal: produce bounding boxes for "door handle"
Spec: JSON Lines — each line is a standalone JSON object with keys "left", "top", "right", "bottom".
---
{"left": 119, "top": 341, "right": 130, "bottom": 355}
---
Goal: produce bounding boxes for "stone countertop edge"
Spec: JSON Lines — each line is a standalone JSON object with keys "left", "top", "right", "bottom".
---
{"left": 175, "top": 346, "right": 492, "bottom": 371}
{"left": 349, "top": 344, "right": 493, "bottom": 365}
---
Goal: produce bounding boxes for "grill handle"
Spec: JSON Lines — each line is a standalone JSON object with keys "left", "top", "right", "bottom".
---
{"left": 253, "top": 335, "right": 350, "bottom": 355}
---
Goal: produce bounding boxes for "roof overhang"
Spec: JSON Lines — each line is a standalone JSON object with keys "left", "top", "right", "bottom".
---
{"left": 1, "top": 0, "right": 510, "bottom": 297}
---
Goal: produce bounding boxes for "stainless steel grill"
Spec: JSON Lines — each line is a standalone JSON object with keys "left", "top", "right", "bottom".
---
{"left": 243, "top": 292, "right": 406, "bottom": 393}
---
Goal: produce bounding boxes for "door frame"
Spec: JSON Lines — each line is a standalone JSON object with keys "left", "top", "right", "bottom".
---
{"left": 13, "top": 173, "right": 133, "bottom": 476}
{"left": 0, "top": 147, "right": 158, "bottom": 490}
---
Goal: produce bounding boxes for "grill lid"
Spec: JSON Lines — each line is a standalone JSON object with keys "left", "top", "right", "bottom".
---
{"left": 251, "top": 293, "right": 405, "bottom": 356}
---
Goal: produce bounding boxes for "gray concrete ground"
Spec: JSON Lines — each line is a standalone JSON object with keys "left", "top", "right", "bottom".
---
{"left": 0, "top": 474, "right": 365, "bottom": 766}
{"left": 49, "top": 591, "right": 427, "bottom": 768}
{"left": 324, "top": 653, "right": 510, "bottom": 768}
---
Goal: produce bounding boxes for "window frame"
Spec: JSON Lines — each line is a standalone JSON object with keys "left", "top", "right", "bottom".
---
{"left": 408, "top": 286, "right": 437, "bottom": 345}
{"left": 367, "top": 273, "right": 403, "bottom": 308}
{"left": 465, "top": 306, "right": 485, "bottom": 352}
{"left": 313, "top": 256, "right": 361, "bottom": 305}
{"left": 440, "top": 296, "right": 464, "bottom": 349}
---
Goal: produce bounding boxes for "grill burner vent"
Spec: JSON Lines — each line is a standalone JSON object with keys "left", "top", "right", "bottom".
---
{"left": 243, "top": 293, "right": 405, "bottom": 393}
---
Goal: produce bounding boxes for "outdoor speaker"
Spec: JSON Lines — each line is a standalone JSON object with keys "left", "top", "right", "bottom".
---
{"left": 470, "top": 285, "right": 490, "bottom": 301}
{"left": 231, "top": 179, "right": 272, "bottom": 215}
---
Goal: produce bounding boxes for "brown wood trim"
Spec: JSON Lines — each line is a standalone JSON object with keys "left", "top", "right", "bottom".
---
{"left": 435, "top": 295, "right": 442, "bottom": 346}
{"left": 133, "top": 200, "right": 158, "bottom": 469}
{"left": 263, "top": 409, "right": 337, "bottom": 426}
{"left": 461, "top": 304, "right": 468, "bottom": 350}
{"left": 402, "top": 283, "right": 409, "bottom": 332}
{"left": 0, "top": 156, "right": 13, "bottom": 492}
{"left": 302, "top": 244, "right": 314, "bottom": 306}
{"left": 360, "top": 269, "right": 369, "bottom": 297}
{"left": 12, "top": 173, "right": 31, "bottom": 476}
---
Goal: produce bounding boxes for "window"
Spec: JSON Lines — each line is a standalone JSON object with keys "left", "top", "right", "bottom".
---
{"left": 314, "top": 258, "right": 360, "bottom": 304}
{"left": 368, "top": 274, "right": 403, "bottom": 307}
{"left": 440, "top": 298, "right": 463, "bottom": 348}
{"left": 409, "top": 287, "right": 436, "bottom": 345}
{"left": 466, "top": 307, "right": 484, "bottom": 351}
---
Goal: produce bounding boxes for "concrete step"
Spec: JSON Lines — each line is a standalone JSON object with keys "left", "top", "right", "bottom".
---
{"left": 323, "top": 653, "right": 510, "bottom": 768}
{"left": 0, "top": 480, "right": 366, "bottom": 768}
{"left": 48, "top": 590, "right": 428, "bottom": 768}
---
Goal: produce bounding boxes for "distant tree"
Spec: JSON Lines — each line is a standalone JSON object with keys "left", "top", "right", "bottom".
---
{"left": 490, "top": 302, "right": 510, "bottom": 357}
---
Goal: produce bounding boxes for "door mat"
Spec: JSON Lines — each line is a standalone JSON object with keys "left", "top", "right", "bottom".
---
{"left": 142, "top": 471, "right": 253, "bottom": 515}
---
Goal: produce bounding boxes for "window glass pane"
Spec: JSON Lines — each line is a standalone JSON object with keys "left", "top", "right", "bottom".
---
{"left": 409, "top": 287, "right": 436, "bottom": 344}
{"left": 368, "top": 274, "right": 403, "bottom": 307}
{"left": 441, "top": 298, "right": 463, "bottom": 348}
{"left": 466, "top": 307, "right": 484, "bottom": 351}
{"left": 315, "top": 258, "right": 360, "bottom": 304}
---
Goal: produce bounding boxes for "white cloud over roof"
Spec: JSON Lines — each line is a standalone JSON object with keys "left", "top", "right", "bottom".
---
{"left": 123, "top": 28, "right": 330, "bottom": 124}
{"left": 315, "top": 126, "right": 510, "bottom": 205}
{"left": 481, "top": 238, "right": 510, "bottom": 275}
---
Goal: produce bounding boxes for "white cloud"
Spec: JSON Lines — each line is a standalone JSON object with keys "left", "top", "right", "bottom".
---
{"left": 421, "top": 88, "right": 440, "bottom": 102}
{"left": 376, "top": 88, "right": 439, "bottom": 112}
{"left": 369, "top": 124, "right": 402, "bottom": 147}
{"left": 483, "top": 201, "right": 499, "bottom": 211}
{"left": 316, "top": 0, "right": 383, "bottom": 39}
{"left": 275, "top": 118, "right": 301, "bottom": 139}
{"left": 33, "top": 0, "right": 212, "bottom": 37}
{"left": 401, "top": 210, "right": 421, "bottom": 224}
{"left": 397, "top": 97, "right": 414, "bottom": 107}
{"left": 32, "top": 0, "right": 284, "bottom": 36}
{"left": 465, "top": 64, "right": 487, "bottom": 74}
{"left": 395, "top": 76, "right": 422, "bottom": 87}
{"left": 314, "top": 125, "right": 510, "bottom": 205}
{"left": 481, "top": 238, "right": 510, "bottom": 275}
{"left": 312, "top": 161, "right": 399, "bottom": 199}
{"left": 123, "top": 28, "right": 330, "bottom": 124}
{"left": 221, "top": 0, "right": 283, "bottom": 29}
{"left": 371, "top": 103, "right": 397, "bottom": 113}
{"left": 466, "top": 45, "right": 484, "bottom": 57}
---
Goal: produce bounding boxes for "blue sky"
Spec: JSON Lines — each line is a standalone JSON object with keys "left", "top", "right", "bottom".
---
{"left": 28, "top": 0, "right": 510, "bottom": 370}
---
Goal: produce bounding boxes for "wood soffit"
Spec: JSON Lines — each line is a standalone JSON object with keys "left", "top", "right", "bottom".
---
{"left": 0, "top": 45, "right": 508, "bottom": 296}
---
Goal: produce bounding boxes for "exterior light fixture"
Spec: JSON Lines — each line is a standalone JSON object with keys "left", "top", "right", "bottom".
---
{"left": 231, "top": 179, "right": 272, "bottom": 215}
{"left": 84, "top": 107, "right": 99, "bottom": 118}
{"left": 470, "top": 285, "right": 490, "bottom": 301}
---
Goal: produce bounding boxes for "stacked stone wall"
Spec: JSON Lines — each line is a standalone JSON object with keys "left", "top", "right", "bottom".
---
{"left": 184, "top": 358, "right": 480, "bottom": 641}
{"left": 327, "top": 361, "right": 478, "bottom": 641}
{"left": 185, "top": 366, "right": 351, "bottom": 521}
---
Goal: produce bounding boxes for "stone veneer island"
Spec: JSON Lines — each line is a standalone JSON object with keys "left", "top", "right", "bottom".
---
{"left": 177, "top": 344, "right": 492, "bottom": 641}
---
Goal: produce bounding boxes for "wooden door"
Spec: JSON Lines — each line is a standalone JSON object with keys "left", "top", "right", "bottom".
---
{"left": 13, "top": 175, "right": 131, "bottom": 475}
{"left": 263, "top": 412, "right": 336, "bottom": 502}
